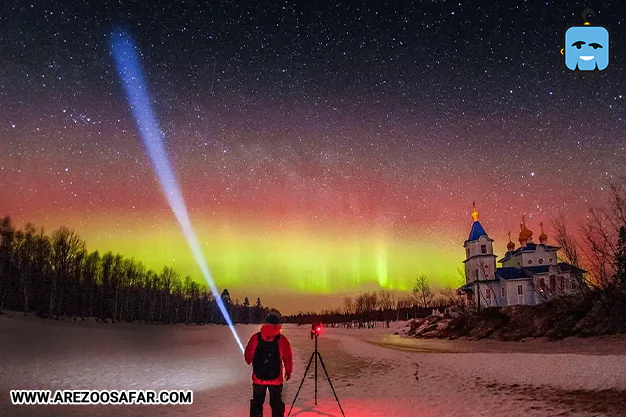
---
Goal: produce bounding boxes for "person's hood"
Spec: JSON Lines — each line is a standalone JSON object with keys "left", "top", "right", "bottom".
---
{"left": 260, "top": 324, "right": 282, "bottom": 341}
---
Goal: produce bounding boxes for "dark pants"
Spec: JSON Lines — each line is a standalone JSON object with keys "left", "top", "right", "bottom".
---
{"left": 250, "top": 384, "right": 285, "bottom": 417}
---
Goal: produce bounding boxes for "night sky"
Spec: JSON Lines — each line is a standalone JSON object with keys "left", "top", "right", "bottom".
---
{"left": 1, "top": 0, "right": 625, "bottom": 313}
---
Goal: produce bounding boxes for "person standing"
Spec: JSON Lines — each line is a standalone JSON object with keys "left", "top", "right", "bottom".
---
{"left": 244, "top": 313, "right": 294, "bottom": 417}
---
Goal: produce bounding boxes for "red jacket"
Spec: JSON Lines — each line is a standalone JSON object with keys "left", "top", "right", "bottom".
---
{"left": 244, "top": 324, "right": 294, "bottom": 385}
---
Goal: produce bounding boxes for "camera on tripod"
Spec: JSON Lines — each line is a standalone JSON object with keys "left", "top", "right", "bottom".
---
{"left": 311, "top": 321, "right": 323, "bottom": 339}
{"left": 290, "top": 321, "right": 346, "bottom": 417}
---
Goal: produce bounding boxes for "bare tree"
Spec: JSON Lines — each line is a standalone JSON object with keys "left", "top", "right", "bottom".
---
{"left": 456, "top": 266, "right": 466, "bottom": 285}
{"left": 412, "top": 274, "right": 433, "bottom": 307}
{"left": 50, "top": 227, "right": 85, "bottom": 318}
{"left": 378, "top": 289, "right": 395, "bottom": 311}
{"left": 363, "top": 291, "right": 378, "bottom": 313}
{"left": 354, "top": 293, "right": 367, "bottom": 324}
{"left": 439, "top": 285, "right": 463, "bottom": 306}
{"left": 396, "top": 295, "right": 414, "bottom": 320}
{"left": 81, "top": 251, "right": 100, "bottom": 318}
{"left": 615, "top": 226, "right": 626, "bottom": 287}
{"left": 15, "top": 224, "right": 35, "bottom": 314}
{"left": 363, "top": 292, "right": 378, "bottom": 326}
{"left": 581, "top": 184, "right": 626, "bottom": 288}
{"left": 342, "top": 295, "right": 355, "bottom": 315}
{"left": 377, "top": 290, "right": 396, "bottom": 327}
{"left": 553, "top": 213, "right": 582, "bottom": 268}
{"left": 552, "top": 213, "right": 587, "bottom": 293}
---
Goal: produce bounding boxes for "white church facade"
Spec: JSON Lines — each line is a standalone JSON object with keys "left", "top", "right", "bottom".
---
{"left": 457, "top": 204, "right": 586, "bottom": 308}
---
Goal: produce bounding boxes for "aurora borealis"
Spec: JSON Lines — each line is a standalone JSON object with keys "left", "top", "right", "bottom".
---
{"left": 1, "top": 1, "right": 626, "bottom": 313}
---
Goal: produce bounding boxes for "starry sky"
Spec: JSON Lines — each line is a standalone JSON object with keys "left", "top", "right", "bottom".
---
{"left": 1, "top": 0, "right": 625, "bottom": 313}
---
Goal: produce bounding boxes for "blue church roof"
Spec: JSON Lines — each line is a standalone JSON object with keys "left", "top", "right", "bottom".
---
{"left": 558, "top": 263, "right": 587, "bottom": 273}
{"left": 468, "top": 221, "right": 488, "bottom": 241}
{"left": 495, "top": 263, "right": 587, "bottom": 281}
{"left": 496, "top": 267, "right": 531, "bottom": 280}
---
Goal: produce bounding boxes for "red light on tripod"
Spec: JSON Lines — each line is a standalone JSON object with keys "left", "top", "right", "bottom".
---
{"left": 312, "top": 322, "right": 323, "bottom": 337}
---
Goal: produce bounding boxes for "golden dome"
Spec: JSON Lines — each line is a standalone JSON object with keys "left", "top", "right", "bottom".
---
{"left": 472, "top": 203, "right": 479, "bottom": 222}
{"left": 519, "top": 228, "right": 533, "bottom": 241}
{"left": 518, "top": 215, "right": 533, "bottom": 242}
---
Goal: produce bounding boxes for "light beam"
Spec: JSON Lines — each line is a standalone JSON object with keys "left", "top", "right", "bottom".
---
{"left": 110, "top": 28, "right": 244, "bottom": 353}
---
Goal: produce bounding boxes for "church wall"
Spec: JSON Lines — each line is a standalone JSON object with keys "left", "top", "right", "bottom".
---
{"left": 520, "top": 245, "right": 558, "bottom": 268}
{"left": 465, "top": 258, "right": 496, "bottom": 281}
{"left": 566, "top": 273, "right": 583, "bottom": 293}
{"left": 472, "top": 282, "right": 502, "bottom": 308}
{"left": 501, "top": 279, "right": 537, "bottom": 306}
{"left": 464, "top": 236, "right": 496, "bottom": 282}
{"left": 501, "top": 256, "right": 517, "bottom": 268}
{"left": 464, "top": 235, "right": 494, "bottom": 258}
{"left": 500, "top": 245, "right": 559, "bottom": 269}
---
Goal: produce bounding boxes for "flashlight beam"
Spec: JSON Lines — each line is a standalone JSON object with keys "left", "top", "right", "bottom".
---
{"left": 110, "top": 28, "right": 244, "bottom": 353}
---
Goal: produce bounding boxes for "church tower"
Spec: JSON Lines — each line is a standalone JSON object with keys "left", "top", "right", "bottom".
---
{"left": 463, "top": 203, "right": 497, "bottom": 282}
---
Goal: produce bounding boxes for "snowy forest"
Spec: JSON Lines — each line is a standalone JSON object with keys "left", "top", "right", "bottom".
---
{"left": 0, "top": 216, "right": 279, "bottom": 324}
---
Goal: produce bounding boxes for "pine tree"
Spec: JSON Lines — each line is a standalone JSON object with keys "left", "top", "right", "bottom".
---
{"left": 220, "top": 289, "right": 232, "bottom": 324}
{"left": 220, "top": 289, "right": 232, "bottom": 305}
{"left": 253, "top": 297, "right": 263, "bottom": 323}
{"left": 242, "top": 297, "right": 250, "bottom": 324}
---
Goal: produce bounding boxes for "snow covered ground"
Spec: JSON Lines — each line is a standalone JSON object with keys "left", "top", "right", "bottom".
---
{"left": 1, "top": 315, "right": 626, "bottom": 417}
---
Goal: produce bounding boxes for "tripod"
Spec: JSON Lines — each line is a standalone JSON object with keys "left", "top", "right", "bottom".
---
{"left": 288, "top": 333, "right": 346, "bottom": 417}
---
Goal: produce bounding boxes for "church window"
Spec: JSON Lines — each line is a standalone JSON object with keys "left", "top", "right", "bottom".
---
{"left": 517, "top": 262, "right": 521, "bottom": 266}
{"left": 501, "top": 287, "right": 506, "bottom": 298}
{"left": 549, "top": 258, "right": 553, "bottom": 263}
{"left": 539, "top": 278, "right": 546, "bottom": 291}
{"left": 571, "top": 280, "right": 576, "bottom": 289}
{"left": 538, "top": 258, "right": 544, "bottom": 264}
{"left": 550, "top": 276, "right": 557, "bottom": 291}
{"left": 517, "top": 285, "right": 523, "bottom": 295}
{"left": 481, "top": 245, "right": 487, "bottom": 254}
{"left": 560, "top": 277, "right": 565, "bottom": 290}
{"left": 466, "top": 248, "right": 470, "bottom": 258}
{"left": 528, "top": 259, "right": 533, "bottom": 265}
{"left": 486, "top": 289, "right": 491, "bottom": 299}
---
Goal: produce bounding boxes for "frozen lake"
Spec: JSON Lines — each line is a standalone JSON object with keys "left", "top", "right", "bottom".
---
{"left": 2, "top": 315, "right": 626, "bottom": 417}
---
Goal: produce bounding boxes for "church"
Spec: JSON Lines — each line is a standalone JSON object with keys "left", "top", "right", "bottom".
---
{"left": 457, "top": 204, "right": 586, "bottom": 308}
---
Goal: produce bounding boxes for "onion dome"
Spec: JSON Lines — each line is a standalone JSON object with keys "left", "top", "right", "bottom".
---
{"left": 507, "top": 231, "right": 515, "bottom": 251}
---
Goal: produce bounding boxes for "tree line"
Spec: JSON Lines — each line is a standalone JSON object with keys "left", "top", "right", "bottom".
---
{"left": 0, "top": 216, "right": 279, "bottom": 325}
{"left": 284, "top": 279, "right": 461, "bottom": 327}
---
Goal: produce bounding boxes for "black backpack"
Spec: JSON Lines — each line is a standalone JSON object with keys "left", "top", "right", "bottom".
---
{"left": 252, "top": 333, "right": 281, "bottom": 380}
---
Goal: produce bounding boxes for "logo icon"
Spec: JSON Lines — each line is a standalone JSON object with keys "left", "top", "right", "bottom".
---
{"left": 565, "top": 24, "right": 609, "bottom": 71}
